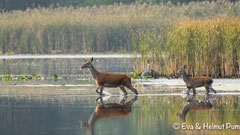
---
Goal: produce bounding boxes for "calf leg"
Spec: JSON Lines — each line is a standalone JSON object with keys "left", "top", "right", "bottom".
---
{"left": 193, "top": 88, "right": 197, "bottom": 95}
{"left": 186, "top": 87, "right": 191, "bottom": 94}
{"left": 205, "top": 85, "right": 211, "bottom": 94}
{"left": 119, "top": 87, "right": 128, "bottom": 95}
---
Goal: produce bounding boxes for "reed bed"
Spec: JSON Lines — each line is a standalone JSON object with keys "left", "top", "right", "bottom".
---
{"left": 0, "top": 1, "right": 240, "bottom": 54}
{"left": 1, "top": 1, "right": 240, "bottom": 77}
{"left": 166, "top": 17, "right": 240, "bottom": 77}
{"left": 139, "top": 17, "right": 240, "bottom": 78}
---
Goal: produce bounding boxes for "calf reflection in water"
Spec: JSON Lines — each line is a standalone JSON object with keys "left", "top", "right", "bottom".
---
{"left": 177, "top": 94, "right": 216, "bottom": 122}
{"left": 80, "top": 96, "right": 137, "bottom": 134}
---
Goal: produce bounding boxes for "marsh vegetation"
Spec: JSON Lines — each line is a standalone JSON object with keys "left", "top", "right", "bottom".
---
{"left": 0, "top": 1, "right": 240, "bottom": 77}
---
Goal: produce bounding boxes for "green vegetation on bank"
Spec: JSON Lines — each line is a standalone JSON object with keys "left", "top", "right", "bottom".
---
{"left": 1, "top": 1, "right": 240, "bottom": 77}
{"left": 0, "top": 1, "right": 240, "bottom": 55}
{"left": 1, "top": 0, "right": 239, "bottom": 11}
{"left": 167, "top": 17, "right": 240, "bottom": 77}
{"left": 0, "top": 75, "right": 41, "bottom": 81}
{"left": 137, "top": 17, "right": 240, "bottom": 78}
{"left": 0, "top": 74, "right": 61, "bottom": 81}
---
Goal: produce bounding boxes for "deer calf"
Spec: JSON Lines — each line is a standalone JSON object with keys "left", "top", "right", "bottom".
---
{"left": 177, "top": 67, "right": 217, "bottom": 94}
{"left": 81, "top": 57, "right": 138, "bottom": 95}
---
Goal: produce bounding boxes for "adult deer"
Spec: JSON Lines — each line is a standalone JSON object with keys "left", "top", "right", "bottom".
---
{"left": 177, "top": 66, "right": 217, "bottom": 94}
{"left": 81, "top": 57, "right": 138, "bottom": 95}
{"left": 80, "top": 96, "right": 137, "bottom": 135}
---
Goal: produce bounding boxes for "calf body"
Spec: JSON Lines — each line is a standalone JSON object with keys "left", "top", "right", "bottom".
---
{"left": 177, "top": 67, "right": 217, "bottom": 94}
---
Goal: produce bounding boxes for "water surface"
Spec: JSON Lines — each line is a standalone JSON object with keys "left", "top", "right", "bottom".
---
{"left": 0, "top": 55, "right": 239, "bottom": 135}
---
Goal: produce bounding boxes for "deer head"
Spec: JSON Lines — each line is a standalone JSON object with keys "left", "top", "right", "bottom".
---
{"left": 177, "top": 65, "right": 186, "bottom": 75}
{"left": 81, "top": 57, "right": 94, "bottom": 69}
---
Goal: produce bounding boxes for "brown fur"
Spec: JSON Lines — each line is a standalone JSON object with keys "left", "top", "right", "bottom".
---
{"left": 81, "top": 57, "right": 138, "bottom": 95}
{"left": 95, "top": 72, "right": 131, "bottom": 87}
{"left": 187, "top": 76, "right": 213, "bottom": 88}
{"left": 177, "top": 67, "right": 217, "bottom": 94}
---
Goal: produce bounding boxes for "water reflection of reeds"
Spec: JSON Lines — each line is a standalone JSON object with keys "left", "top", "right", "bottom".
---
{"left": 0, "top": 95, "right": 239, "bottom": 134}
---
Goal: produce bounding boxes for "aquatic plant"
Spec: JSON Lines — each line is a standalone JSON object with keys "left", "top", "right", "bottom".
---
{"left": 0, "top": 75, "right": 42, "bottom": 81}
{"left": 53, "top": 74, "right": 58, "bottom": 81}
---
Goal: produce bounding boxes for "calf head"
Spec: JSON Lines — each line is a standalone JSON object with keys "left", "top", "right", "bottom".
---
{"left": 177, "top": 65, "right": 186, "bottom": 75}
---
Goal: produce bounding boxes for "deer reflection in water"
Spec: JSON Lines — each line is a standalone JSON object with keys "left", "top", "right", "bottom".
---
{"left": 80, "top": 96, "right": 137, "bottom": 135}
{"left": 177, "top": 94, "right": 216, "bottom": 122}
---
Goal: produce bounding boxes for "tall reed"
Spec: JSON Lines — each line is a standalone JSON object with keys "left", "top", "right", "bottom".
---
{"left": 0, "top": 1, "right": 240, "bottom": 54}
{"left": 137, "top": 17, "right": 240, "bottom": 78}
{"left": 167, "top": 17, "right": 240, "bottom": 77}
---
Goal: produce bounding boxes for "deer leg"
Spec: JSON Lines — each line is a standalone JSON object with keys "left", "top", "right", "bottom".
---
{"left": 119, "top": 86, "right": 128, "bottom": 95}
{"left": 205, "top": 86, "right": 210, "bottom": 94}
{"left": 96, "top": 87, "right": 100, "bottom": 94}
{"left": 187, "top": 94, "right": 191, "bottom": 102}
{"left": 192, "top": 88, "right": 197, "bottom": 95}
{"left": 99, "top": 86, "right": 104, "bottom": 95}
{"left": 209, "top": 84, "right": 217, "bottom": 94}
{"left": 186, "top": 87, "right": 191, "bottom": 95}
{"left": 126, "top": 84, "right": 138, "bottom": 95}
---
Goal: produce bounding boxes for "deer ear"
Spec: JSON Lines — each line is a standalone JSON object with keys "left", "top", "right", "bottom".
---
{"left": 90, "top": 57, "right": 94, "bottom": 62}
{"left": 82, "top": 58, "right": 87, "bottom": 62}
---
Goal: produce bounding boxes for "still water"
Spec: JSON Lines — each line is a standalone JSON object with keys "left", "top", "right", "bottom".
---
{"left": 0, "top": 55, "right": 240, "bottom": 135}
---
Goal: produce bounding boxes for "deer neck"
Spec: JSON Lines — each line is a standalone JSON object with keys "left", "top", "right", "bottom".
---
{"left": 181, "top": 72, "right": 190, "bottom": 84}
{"left": 89, "top": 64, "right": 99, "bottom": 79}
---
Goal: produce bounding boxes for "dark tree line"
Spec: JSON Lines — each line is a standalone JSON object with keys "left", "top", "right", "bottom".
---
{"left": 0, "top": 0, "right": 238, "bottom": 12}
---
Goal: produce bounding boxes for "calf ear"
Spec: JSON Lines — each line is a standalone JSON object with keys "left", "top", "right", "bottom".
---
{"left": 91, "top": 57, "right": 94, "bottom": 62}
